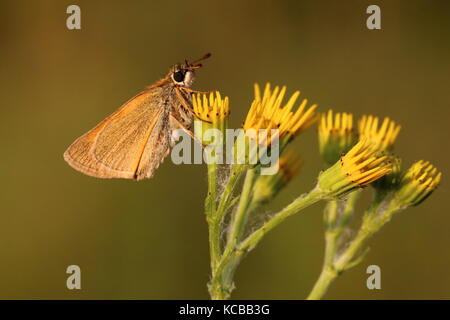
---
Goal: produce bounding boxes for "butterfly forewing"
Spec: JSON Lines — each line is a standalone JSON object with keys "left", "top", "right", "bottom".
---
{"left": 64, "top": 87, "right": 170, "bottom": 179}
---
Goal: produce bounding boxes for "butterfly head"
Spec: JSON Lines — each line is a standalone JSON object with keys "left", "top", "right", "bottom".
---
{"left": 169, "top": 53, "right": 211, "bottom": 88}
{"left": 170, "top": 64, "right": 196, "bottom": 88}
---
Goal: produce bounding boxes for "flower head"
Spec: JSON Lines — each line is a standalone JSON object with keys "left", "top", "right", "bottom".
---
{"left": 318, "top": 139, "right": 393, "bottom": 197}
{"left": 193, "top": 92, "right": 229, "bottom": 123}
{"left": 252, "top": 150, "right": 302, "bottom": 205}
{"left": 358, "top": 115, "right": 401, "bottom": 151}
{"left": 394, "top": 160, "right": 441, "bottom": 207}
{"left": 193, "top": 92, "right": 229, "bottom": 146}
{"left": 318, "top": 110, "right": 355, "bottom": 166}
{"left": 243, "top": 83, "right": 318, "bottom": 147}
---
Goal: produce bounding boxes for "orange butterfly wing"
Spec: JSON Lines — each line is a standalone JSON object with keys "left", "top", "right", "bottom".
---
{"left": 64, "top": 87, "right": 170, "bottom": 180}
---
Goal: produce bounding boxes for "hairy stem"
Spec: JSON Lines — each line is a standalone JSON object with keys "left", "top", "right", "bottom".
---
{"left": 207, "top": 164, "right": 246, "bottom": 299}
{"left": 225, "top": 168, "right": 258, "bottom": 256}
{"left": 307, "top": 196, "right": 401, "bottom": 300}
{"left": 307, "top": 200, "right": 340, "bottom": 300}
{"left": 205, "top": 155, "right": 219, "bottom": 271}
{"left": 209, "top": 185, "right": 325, "bottom": 300}
{"left": 238, "top": 186, "right": 324, "bottom": 254}
{"left": 307, "top": 266, "right": 339, "bottom": 300}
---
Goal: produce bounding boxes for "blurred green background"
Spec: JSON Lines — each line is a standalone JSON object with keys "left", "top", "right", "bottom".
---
{"left": 0, "top": 0, "right": 448, "bottom": 299}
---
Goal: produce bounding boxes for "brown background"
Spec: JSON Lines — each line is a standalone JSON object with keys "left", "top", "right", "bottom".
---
{"left": 0, "top": 0, "right": 448, "bottom": 299}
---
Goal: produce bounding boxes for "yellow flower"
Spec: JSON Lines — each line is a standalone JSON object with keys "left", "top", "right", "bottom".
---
{"left": 243, "top": 83, "right": 318, "bottom": 146}
{"left": 341, "top": 140, "right": 393, "bottom": 185}
{"left": 252, "top": 150, "right": 302, "bottom": 206}
{"left": 318, "top": 110, "right": 355, "bottom": 166}
{"left": 394, "top": 160, "right": 442, "bottom": 207}
{"left": 318, "top": 139, "right": 393, "bottom": 197}
{"left": 193, "top": 92, "right": 229, "bottom": 123}
{"left": 193, "top": 92, "right": 229, "bottom": 146}
{"left": 358, "top": 115, "right": 401, "bottom": 151}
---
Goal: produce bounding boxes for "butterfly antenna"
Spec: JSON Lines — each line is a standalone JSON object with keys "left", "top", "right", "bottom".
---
{"left": 190, "top": 53, "right": 211, "bottom": 65}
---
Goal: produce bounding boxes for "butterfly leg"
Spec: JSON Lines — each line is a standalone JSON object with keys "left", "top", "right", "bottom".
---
{"left": 169, "top": 113, "right": 207, "bottom": 148}
{"left": 174, "top": 87, "right": 212, "bottom": 124}
{"left": 179, "top": 87, "right": 215, "bottom": 95}
{"left": 174, "top": 87, "right": 196, "bottom": 115}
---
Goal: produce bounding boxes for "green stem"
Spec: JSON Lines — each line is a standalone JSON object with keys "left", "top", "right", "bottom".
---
{"left": 323, "top": 200, "right": 338, "bottom": 231}
{"left": 307, "top": 198, "right": 402, "bottom": 300}
{"left": 210, "top": 169, "right": 258, "bottom": 299}
{"left": 307, "top": 222, "right": 369, "bottom": 300}
{"left": 205, "top": 155, "right": 219, "bottom": 271}
{"left": 307, "top": 200, "right": 339, "bottom": 300}
{"left": 225, "top": 168, "right": 258, "bottom": 254}
{"left": 307, "top": 266, "right": 339, "bottom": 300}
{"left": 334, "top": 228, "right": 370, "bottom": 271}
{"left": 212, "top": 164, "right": 247, "bottom": 255}
{"left": 209, "top": 185, "right": 325, "bottom": 300}
{"left": 209, "top": 168, "right": 258, "bottom": 300}
{"left": 324, "top": 201, "right": 340, "bottom": 265}
{"left": 341, "top": 189, "right": 361, "bottom": 227}
{"left": 237, "top": 186, "right": 324, "bottom": 254}
{"left": 207, "top": 164, "right": 247, "bottom": 299}
{"left": 215, "top": 164, "right": 247, "bottom": 223}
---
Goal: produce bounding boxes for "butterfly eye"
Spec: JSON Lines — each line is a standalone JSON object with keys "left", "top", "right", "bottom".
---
{"left": 173, "top": 71, "right": 185, "bottom": 83}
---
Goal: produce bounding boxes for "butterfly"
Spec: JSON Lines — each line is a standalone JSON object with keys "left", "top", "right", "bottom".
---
{"left": 63, "top": 53, "right": 211, "bottom": 180}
